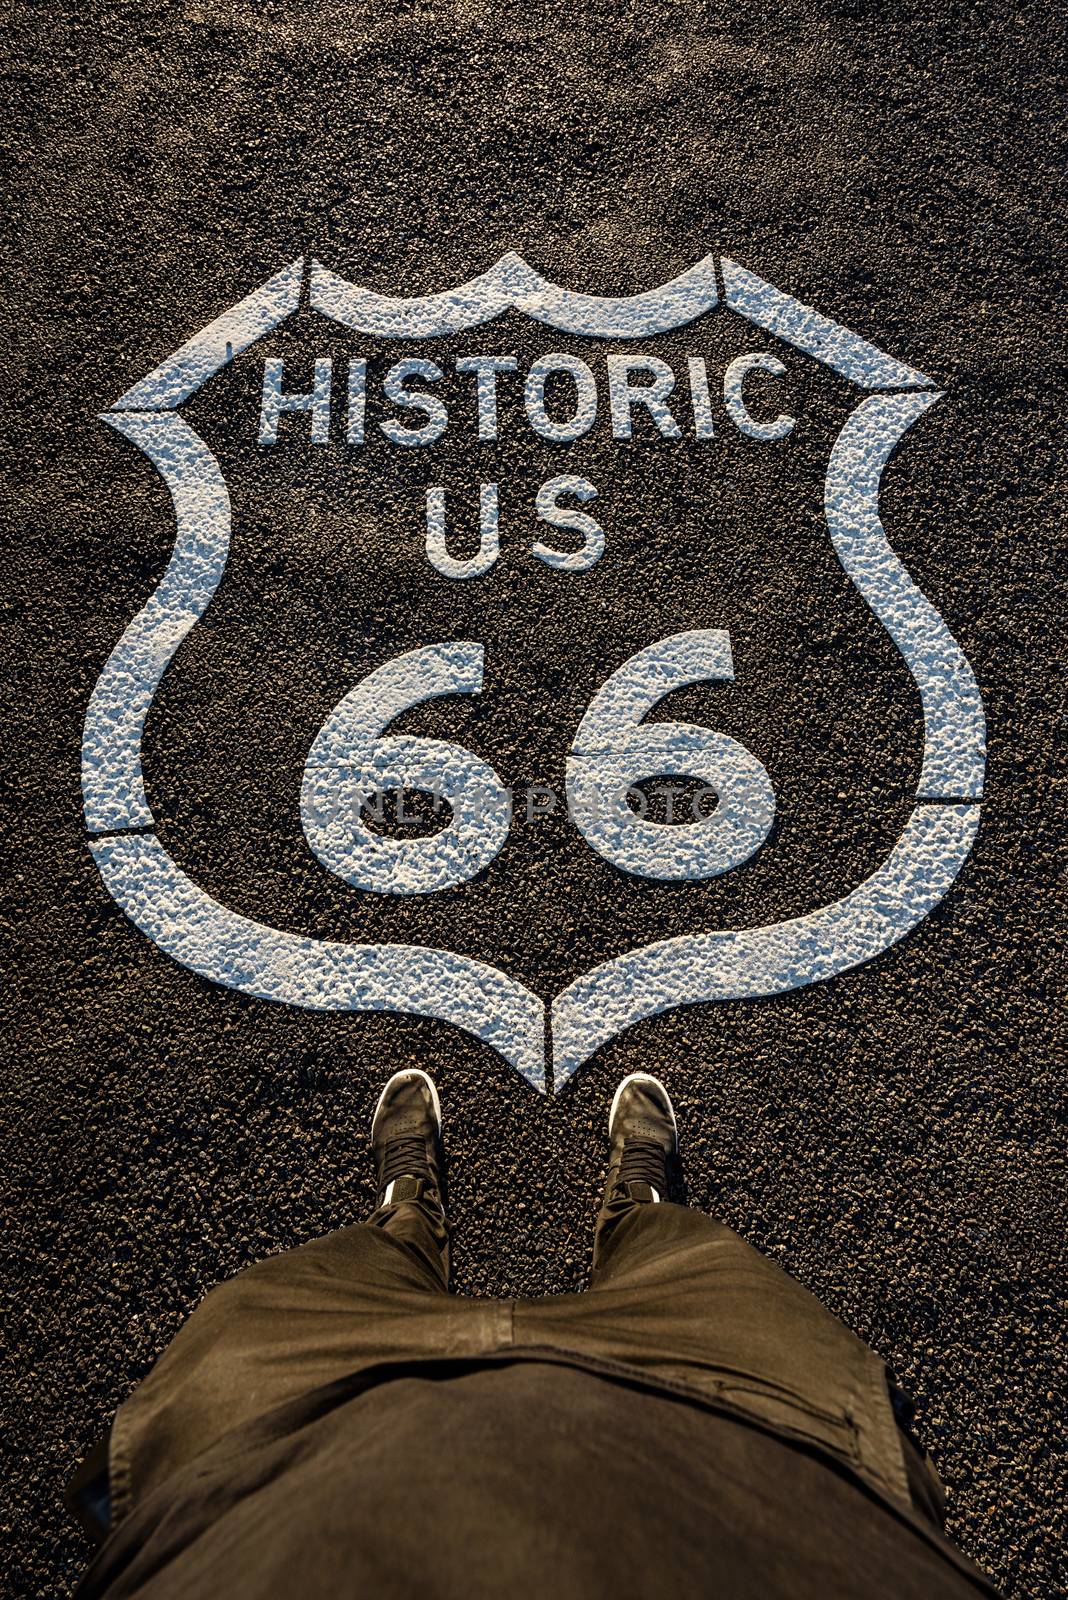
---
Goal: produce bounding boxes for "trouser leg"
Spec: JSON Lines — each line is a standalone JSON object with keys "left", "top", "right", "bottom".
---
{"left": 522, "top": 1195, "right": 915, "bottom": 1510}
{"left": 590, "top": 1188, "right": 686, "bottom": 1279}
{"left": 108, "top": 1202, "right": 449, "bottom": 1521}
{"left": 588, "top": 1196, "right": 886, "bottom": 1403}
{"left": 368, "top": 1188, "right": 451, "bottom": 1290}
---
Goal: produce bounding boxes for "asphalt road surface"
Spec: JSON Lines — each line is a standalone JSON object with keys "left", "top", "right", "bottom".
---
{"left": 3, "top": 3, "right": 1066, "bottom": 1595}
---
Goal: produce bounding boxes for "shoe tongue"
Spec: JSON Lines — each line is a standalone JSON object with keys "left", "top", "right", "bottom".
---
{"left": 623, "top": 1180, "right": 660, "bottom": 1204}
{"left": 382, "top": 1175, "right": 424, "bottom": 1205}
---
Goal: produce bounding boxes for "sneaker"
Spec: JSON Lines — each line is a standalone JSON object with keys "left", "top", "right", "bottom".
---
{"left": 603, "top": 1072, "right": 678, "bottom": 1206}
{"left": 371, "top": 1069, "right": 445, "bottom": 1210}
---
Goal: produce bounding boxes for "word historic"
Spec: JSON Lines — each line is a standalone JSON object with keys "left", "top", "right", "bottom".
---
{"left": 257, "top": 350, "right": 797, "bottom": 447}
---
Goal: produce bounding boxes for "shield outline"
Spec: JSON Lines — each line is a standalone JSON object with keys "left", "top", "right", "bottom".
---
{"left": 83, "top": 253, "right": 986, "bottom": 1093}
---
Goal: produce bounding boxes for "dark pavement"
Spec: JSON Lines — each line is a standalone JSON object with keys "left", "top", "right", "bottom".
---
{"left": 2, "top": 3, "right": 1065, "bottom": 1595}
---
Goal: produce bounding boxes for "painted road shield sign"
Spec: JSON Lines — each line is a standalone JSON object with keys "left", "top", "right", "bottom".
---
{"left": 84, "top": 252, "right": 985, "bottom": 1093}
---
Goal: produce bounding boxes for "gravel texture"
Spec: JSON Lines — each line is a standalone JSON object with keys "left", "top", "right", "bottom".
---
{"left": 2, "top": 3, "right": 1066, "bottom": 1595}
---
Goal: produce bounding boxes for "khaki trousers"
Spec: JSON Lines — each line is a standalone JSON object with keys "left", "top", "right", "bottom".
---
{"left": 108, "top": 1193, "right": 932, "bottom": 1526}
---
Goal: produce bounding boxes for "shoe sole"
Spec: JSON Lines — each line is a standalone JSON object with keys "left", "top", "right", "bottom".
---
{"left": 372, "top": 1068, "right": 442, "bottom": 1135}
{"left": 608, "top": 1071, "right": 678, "bottom": 1148}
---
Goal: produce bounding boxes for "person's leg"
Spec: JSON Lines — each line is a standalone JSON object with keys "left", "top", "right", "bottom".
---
{"left": 589, "top": 1070, "right": 685, "bottom": 1280}
{"left": 525, "top": 1073, "right": 918, "bottom": 1512}
{"left": 367, "top": 1188, "right": 450, "bottom": 1287}
{"left": 365, "top": 1067, "right": 451, "bottom": 1288}
{"left": 106, "top": 1068, "right": 452, "bottom": 1521}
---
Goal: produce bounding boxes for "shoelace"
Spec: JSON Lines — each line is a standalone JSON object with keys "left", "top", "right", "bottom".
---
{"left": 616, "top": 1135, "right": 667, "bottom": 1193}
{"left": 381, "top": 1133, "right": 431, "bottom": 1186}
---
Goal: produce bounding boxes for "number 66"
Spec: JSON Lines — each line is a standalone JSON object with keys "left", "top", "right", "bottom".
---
{"left": 301, "top": 630, "right": 776, "bottom": 894}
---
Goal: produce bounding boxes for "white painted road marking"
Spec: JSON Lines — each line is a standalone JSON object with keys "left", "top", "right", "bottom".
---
{"left": 84, "top": 254, "right": 986, "bottom": 1091}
